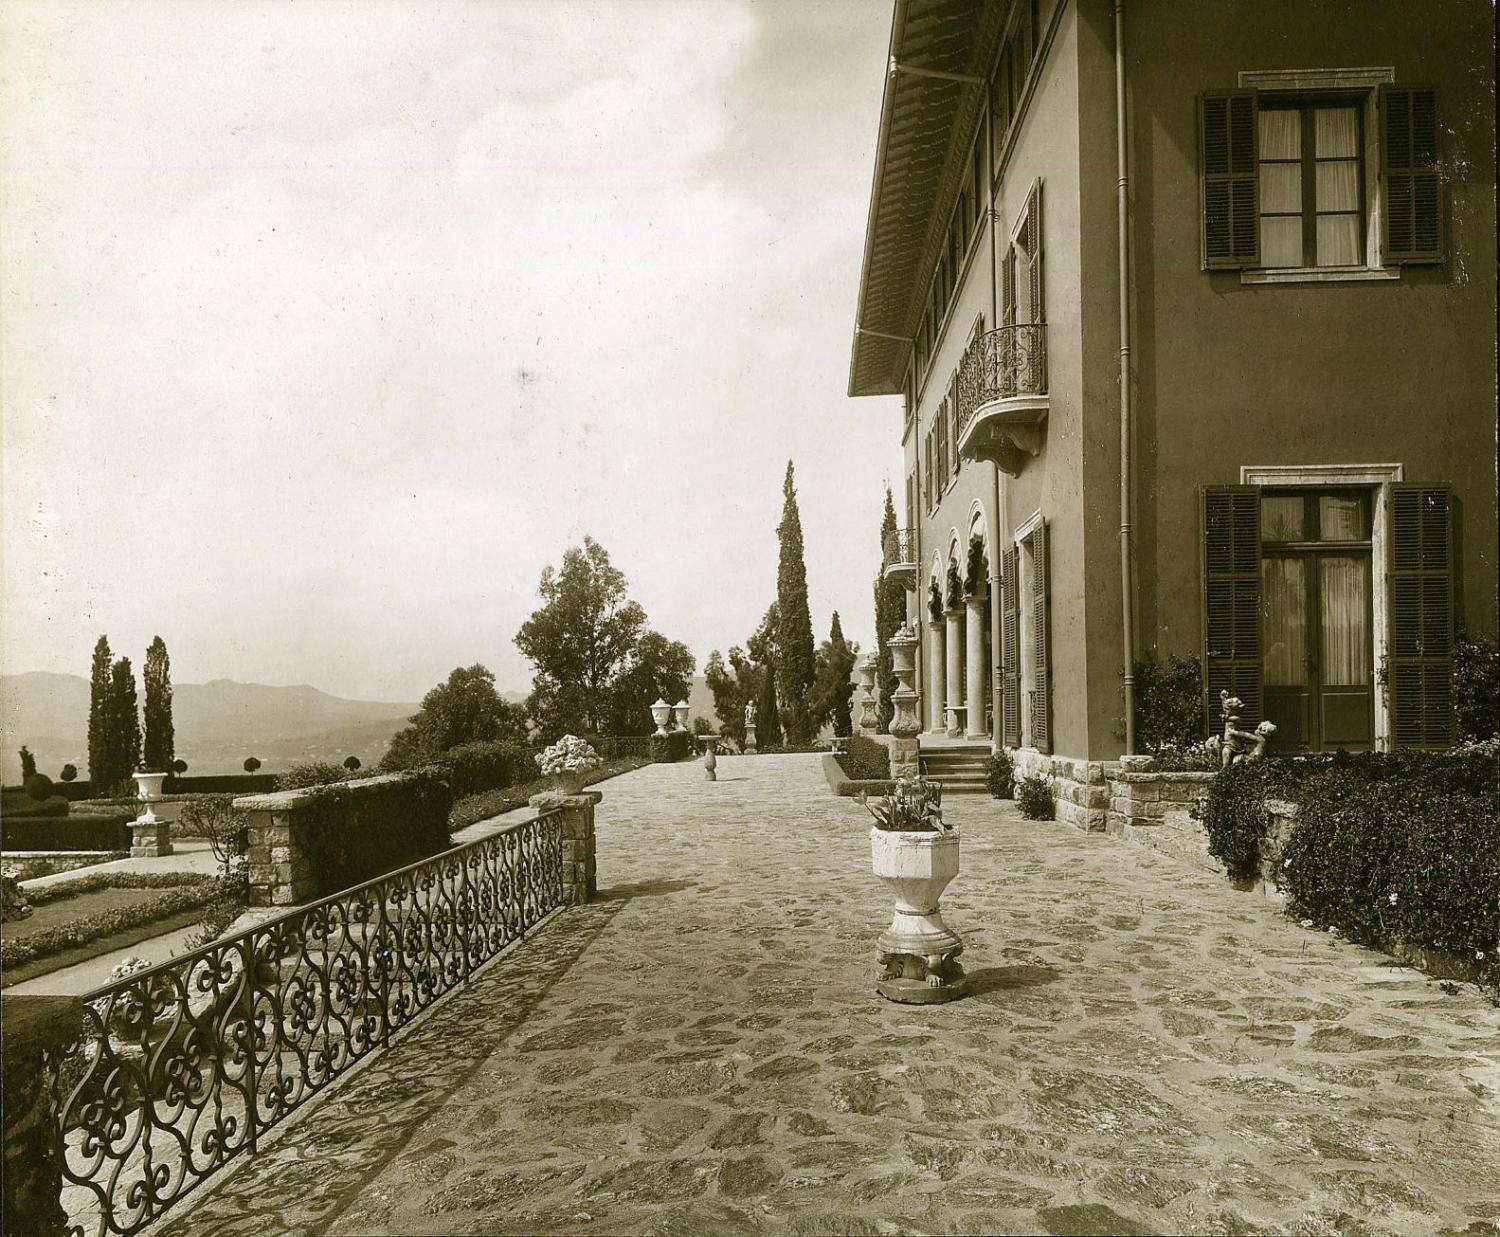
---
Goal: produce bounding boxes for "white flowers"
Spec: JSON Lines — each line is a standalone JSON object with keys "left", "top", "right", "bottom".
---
{"left": 535, "top": 735, "right": 602, "bottom": 778}
{"left": 1388, "top": 892, "right": 1399, "bottom": 906}
{"left": 108, "top": 955, "right": 153, "bottom": 982}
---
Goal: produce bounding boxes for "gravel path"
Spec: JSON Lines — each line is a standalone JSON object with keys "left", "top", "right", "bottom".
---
{"left": 153, "top": 754, "right": 1500, "bottom": 1237}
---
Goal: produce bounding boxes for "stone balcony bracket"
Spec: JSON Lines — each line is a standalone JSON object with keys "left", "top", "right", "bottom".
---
{"left": 957, "top": 394, "right": 1048, "bottom": 477}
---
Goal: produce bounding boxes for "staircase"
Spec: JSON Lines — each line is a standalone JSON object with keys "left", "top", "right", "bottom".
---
{"left": 919, "top": 745, "right": 992, "bottom": 796}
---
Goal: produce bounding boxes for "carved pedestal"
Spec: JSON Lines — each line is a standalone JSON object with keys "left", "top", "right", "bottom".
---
{"left": 887, "top": 626, "right": 922, "bottom": 780}
{"left": 870, "top": 828, "right": 965, "bottom": 1004}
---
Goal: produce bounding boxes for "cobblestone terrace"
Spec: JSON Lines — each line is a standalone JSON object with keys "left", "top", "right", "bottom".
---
{"left": 154, "top": 756, "right": 1500, "bottom": 1237}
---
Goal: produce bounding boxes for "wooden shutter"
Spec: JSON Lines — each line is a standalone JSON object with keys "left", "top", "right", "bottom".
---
{"left": 1025, "top": 181, "right": 1044, "bottom": 322}
{"left": 1390, "top": 484, "right": 1454, "bottom": 746}
{"left": 1001, "top": 544, "right": 1021, "bottom": 746}
{"left": 1029, "top": 520, "right": 1052, "bottom": 753}
{"left": 1002, "top": 247, "right": 1017, "bottom": 327}
{"left": 1381, "top": 85, "right": 1442, "bottom": 263}
{"left": 1201, "top": 487, "right": 1262, "bottom": 732}
{"left": 1199, "top": 91, "right": 1258, "bottom": 269}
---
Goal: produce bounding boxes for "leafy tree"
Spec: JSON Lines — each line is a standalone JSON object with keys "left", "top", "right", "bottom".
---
{"left": 517, "top": 537, "right": 647, "bottom": 737}
{"left": 18, "top": 746, "right": 36, "bottom": 780}
{"left": 775, "top": 462, "right": 817, "bottom": 744}
{"left": 143, "top": 636, "right": 175, "bottom": 773}
{"left": 812, "top": 612, "right": 859, "bottom": 738}
{"left": 172, "top": 759, "right": 188, "bottom": 776}
{"left": 704, "top": 649, "right": 744, "bottom": 745}
{"left": 60, "top": 763, "right": 79, "bottom": 783}
{"left": 87, "top": 635, "right": 114, "bottom": 791}
{"left": 343, "top": 756, "right": 362, "bottom": 772}
{"left": 382, "top": 664, "right": 528, "bottom": 769}
{"left": 603, "top": 630, "right": 695, "bottom": 736}
{"left": 109, "top": 658, "right": 141, "bottom": 780}
{"left": 874, "top": 488, "right": 905, "bottom": 732}
{"left": 243, "top": 757, "right": 262, "bottom": 774}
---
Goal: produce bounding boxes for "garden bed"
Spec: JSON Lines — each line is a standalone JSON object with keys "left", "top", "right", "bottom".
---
{"left": 820, "top": 754, "right": 892, "bottom": 798}
{"left": 1, "top": 871, "right": 223, "bottom": 980}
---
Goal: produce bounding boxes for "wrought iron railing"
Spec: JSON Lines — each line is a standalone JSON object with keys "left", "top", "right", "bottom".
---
{"left": 46, "top": 811, "right": 565, "bottom": 1237}
{"left": 882, "top": 529, "right": 918, "bottom": 570}
{"left": 955, "top": 322, "right": 1047, "bottom": 439}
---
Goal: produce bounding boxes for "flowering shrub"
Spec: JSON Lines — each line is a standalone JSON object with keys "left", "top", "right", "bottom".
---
{"left": 1, "top": 865, "right": 32, "bottom": 923}
{"left": 860, "top": 778, "right": 949, "bottom": 833}
{"left": 1148, "top": 740, "right": 1221, "bottom": 772}
{"left": 108, "top": 955, "right": 153, "bottom": 983}
{"left": 535, "top": 735, "right": 602, "bottom": 778}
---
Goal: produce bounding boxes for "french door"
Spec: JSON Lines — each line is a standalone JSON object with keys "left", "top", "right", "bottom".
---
{"left": 1260, "top": 491, "right": 1374, "bottom": 752}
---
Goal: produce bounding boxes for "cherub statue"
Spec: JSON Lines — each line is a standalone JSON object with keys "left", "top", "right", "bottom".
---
{"left": 1218, "top": 691, "right": 1275, "bottom": 767}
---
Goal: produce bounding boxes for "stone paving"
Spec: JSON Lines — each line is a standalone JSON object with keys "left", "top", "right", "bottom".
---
{"left": 153, "top": 755, "right": 1500, "bottom": 1237}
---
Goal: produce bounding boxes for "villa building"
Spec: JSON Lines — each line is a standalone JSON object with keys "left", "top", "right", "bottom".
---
{"left": 849, "top": 0, "right": 1497, "bottom": 828}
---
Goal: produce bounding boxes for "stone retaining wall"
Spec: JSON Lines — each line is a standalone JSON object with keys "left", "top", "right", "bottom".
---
{"left": 1106, "top": 770, "right": 1218, "bottom": 834}
{"left": 1010, "top": 748, "right": 1115, "bottom": 832}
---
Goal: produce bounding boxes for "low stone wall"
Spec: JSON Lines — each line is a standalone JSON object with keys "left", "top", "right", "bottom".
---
{"left": 1106, "top": 770, "right": 1218, "bottom": 834}
{"left": 5, "top": 851, "right": 124, "bottom": 881}
{"left": 235, "top": 770, "right": 451, "bottom": 908}
{"left": 1, "top": 995, "right": 79, "bottom": 1236}
{"left": 1009, "top": 748, "right": 1116, "bottom": 832}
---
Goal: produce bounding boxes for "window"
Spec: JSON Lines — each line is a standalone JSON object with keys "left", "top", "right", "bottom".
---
{"left": 948, "top": 377, "right": 960, "bottom": 475}
{"left": 1257, "top": 100, "right": 1363, "bottom": 268}
{"left": 1200, "top": 82, "right": 1442, "bottom": 271}
{"left": 1001, "top": 519, "right": 1051, "bottom": 752}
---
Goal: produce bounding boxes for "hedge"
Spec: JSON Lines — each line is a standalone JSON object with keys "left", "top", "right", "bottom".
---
{"left": 437, "top": 741, "right": 537, "bottom": 800}
{"left": 649, "top": 731, "right": 695, "bottom": 762}
{"left": 449, "top": 756, "right": 648, "bottom": 832}
{"left": 1, "top": 873, "right": 224, "bottom": 969}
{"left": 836, "top": 735, "right": 889, "bottom": 781}
{"left": 1, "top": 814, "right": 132, "bottom": 852}
{"left": 821, "top": 754, "right": 892, "bottom": 798}
{"left": 1197, "top": 747, "right": 1500, "bottom": 995}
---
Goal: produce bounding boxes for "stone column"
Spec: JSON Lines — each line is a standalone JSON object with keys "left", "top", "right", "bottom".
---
{"left": 926, "top": 618, "right": 946, "bottom": 733}
{"left": 2, "top": 995, "right": 80, "bottom": 1237}
{"left": 238, "top": 796, "right": 319, "bottom": 909}
{"left": 528, "top": 791, "right": 600, "bottom": 905}
{"left": 944, "top": 608, "right": 965, "bottom": 737}
{"left": 886, "top": 625, "right": 921, "bottom": 780}
{"left": 965, "top": 591, "right": 989, "bottom": 740}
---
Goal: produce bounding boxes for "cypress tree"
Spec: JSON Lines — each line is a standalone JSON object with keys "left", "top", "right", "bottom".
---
{"left": 143, "top": 636, "right": 175, "bottom": 773}
{"left": 110, "top": 657, "right": 141, "bottom": 784}
{"left": 874, "top": 487, "right": 904, "bottom": 732}
{"left": 756, "top": 664, "right": 783, "bottom": 748}
{"left": 87, "top": 635, "right": 114, "bottom": 790}
{"left": 775, "top": 461, "right": 817, "bottom": 744}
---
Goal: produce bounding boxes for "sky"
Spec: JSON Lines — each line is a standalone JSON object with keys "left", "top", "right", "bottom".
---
{"left": 0, "top": 0, "right": 904, "bottom": 702}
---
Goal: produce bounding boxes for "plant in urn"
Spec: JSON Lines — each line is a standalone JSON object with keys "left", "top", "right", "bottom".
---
{"left": 534, "top": 735, "right": 601, "bottom": 796}
{"left": 861, "top": 778, "right": 964, "bottom": 1003}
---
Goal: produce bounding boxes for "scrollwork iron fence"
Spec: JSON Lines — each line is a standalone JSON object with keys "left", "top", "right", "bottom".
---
{"left": 46, "top": 811, "right": 565, "bottom": 1237}
{"left": 955, "top": 323, "right": 1048, "bottom": 437}
{"left": 882, "top": 529, "right": 918, "bottom": 570}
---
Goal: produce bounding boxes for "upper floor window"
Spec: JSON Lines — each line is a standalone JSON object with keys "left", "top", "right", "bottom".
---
{"left": 1199, "top": 82, "right": 1442, "bottom": 273}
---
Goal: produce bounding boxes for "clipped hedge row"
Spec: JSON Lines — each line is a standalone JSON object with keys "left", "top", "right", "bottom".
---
{"left": 649, "top": 731, "right": 695, "bottom": 763}
{"left": 1, "top": 873, "right": 225, "bottom": 969}
{"left": 1, "top": 814, "right": 132, "bottom": 852}
{"left": 1198, "top": 748, "right": 1500, "bottom": 994}
{"left": 437, "top": 741, "right": 537, "bottom": 800}
{"left": 835, "top": 735, "right": 889, "bottom": 781}
{"left": 821, "top": 754, "right": 892, "bottom": 798}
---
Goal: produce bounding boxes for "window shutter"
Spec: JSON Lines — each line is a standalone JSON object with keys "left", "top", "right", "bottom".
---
{"left": 1380, "top": 85, "right": 1442, "bottom": 263}
{"left": 1201, "top": 486, "right": 1262, "bottom": 733}
{"left": 1002, "top": 247, "right": 1017, "bottom": 327}
{"left": 1026, "top": 181, "right": 1044, "bottom": 322}
{"left": 1390, "top": 484, "right": 1454, "bottom": 746}
{"left": 1030, "top": 520, "right": 1052, "bottom": 753}
{"left": 1001, "top": 544, "right": 1021, "bottom": 747}
{"left": 1199, "top": 91, "right": 1259, "bottom": 269}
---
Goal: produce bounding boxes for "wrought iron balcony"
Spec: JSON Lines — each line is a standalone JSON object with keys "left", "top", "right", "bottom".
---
{"left": 956, "top": 323, "right": 1048, "bottom": 476}
{"left": 882, "top": 528, "right": 919, "bottom": 590}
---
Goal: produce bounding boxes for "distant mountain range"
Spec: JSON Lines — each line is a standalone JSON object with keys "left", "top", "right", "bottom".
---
{"left": 1, "top": 671, "right": 722, "bottom": 781}
{"left": 0, "top": 672, "right": 418, "bottom": 780}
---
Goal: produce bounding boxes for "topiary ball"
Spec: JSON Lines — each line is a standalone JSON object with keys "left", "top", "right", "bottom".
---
{"left": 59, "top": 764, "right": 78, "bottom": 782}
{"left": 24, "top": 773, "right": 55, "bottom": 801}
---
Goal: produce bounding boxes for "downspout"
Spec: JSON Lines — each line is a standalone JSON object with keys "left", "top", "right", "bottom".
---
{"left": 987, "top": 101, "right": 1004, "bottom": 747}
{"left": 1114, "top": 0, "right": 1137, "bottom": 756}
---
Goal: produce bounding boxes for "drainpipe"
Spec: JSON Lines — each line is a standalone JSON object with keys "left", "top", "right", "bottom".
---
{"left": 1115, "top": 0, "right": 1137, "bottom": 756}
{"left": 987, "top": 93, "right": 1004, "bottom": 748}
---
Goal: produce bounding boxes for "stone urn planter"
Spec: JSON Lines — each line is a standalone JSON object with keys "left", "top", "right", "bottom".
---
{"left": 862, "top": 780, "right": 965, "bottom": 1004}
{"left": 130, "top": 770, "right": 173, "bottom": 857}
{"left": 552, "top": 772, "right": 589, "bottom": 795}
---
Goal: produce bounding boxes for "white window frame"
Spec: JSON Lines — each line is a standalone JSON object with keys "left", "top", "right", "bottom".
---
{"left": 1236, "top": 67, "right": 1400, "bottom": 284}
{"left": 1240, "top": 462, "right": 1404, "bottom": 750}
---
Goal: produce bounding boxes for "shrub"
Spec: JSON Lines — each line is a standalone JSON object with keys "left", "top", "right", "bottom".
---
{"left": 243, "top": 757, "right": 261, "bottom": 774}
{"left": 838, "top": 735, "right": 889, "bottom": 781}
{"left": 649, "top": 730, "right": 694, "bottom": 762}
{"left": 1128, "top": 654, "right": 1206, "bottom": 751}
{"left": 276, "top": 761, "right": 351, "bottom": 791}
{"left": 1015, "top": 774, "right": 1055, "bottom": 820}
{"left": 24, "top": 773, "right": 55, "bottom": 801}
{"left": 437, "top": 740, "right": 534, "bottom": 799}
{"left": 986, "top": 749, "right": 1015, "bottom": 798}
{"left": 1453, "top": 632, "right": 1499, "bottom": 741}
{"left": 1194, "top": 758, "right": 1292, "bottom": 881}
{"left": 343, "top": 756, "right": 362, "bottom": 772}
{"left": 1149, "top": 741, "right": 1220, "bottom": 772}
{"left": 178, "top": 796, "right": 248, "bottom": 876}
{"left": 2, "top": 867, "right": 32, "bottom": 922}
{"left": 60, "top": 764, "right": 79, "bottom": 783}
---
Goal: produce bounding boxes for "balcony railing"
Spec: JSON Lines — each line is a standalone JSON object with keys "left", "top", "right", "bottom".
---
{"left": 956, "top": 322, "right": 1047, "bottom": 439}
{"left": 46, "top": 810, "right": 566, "bottom": 1237}
{"left": 882, "top": 529, "right": 918, "bottom": 571}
